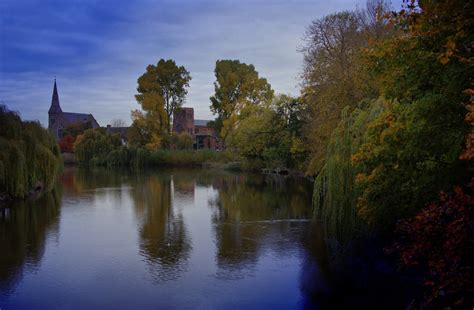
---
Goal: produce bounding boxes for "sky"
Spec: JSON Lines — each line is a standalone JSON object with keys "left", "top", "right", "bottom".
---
{"left": 0, "top": 0, "right": 402, "bottom": 127}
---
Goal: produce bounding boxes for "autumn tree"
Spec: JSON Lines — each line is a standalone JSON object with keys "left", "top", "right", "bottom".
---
{"left": 56, "top": 122, "right": 92, "bottom": 153}
{"left": 225, "top": 95, "right": 307, "bottom": 169}
{"left": 226, "top": 104, "right": 289, "bottom": 167}
{"left": 210, "top": 60, "right": 274, "bottom": 139}
{"left": 353, "top": 0, "right": 473, "bottom": 229}
{"left": 58, "top": 134, "right": 75, "bottom": 153}
{"left": 128, "top": 110, "right": 163, "bottom": 151}
{"left": 300, "top": 1, "right": 391, "bottom": 175}
{"left": 389, "top": 182, "right": 474, "bottom": 308}
{"left": 74, "top": 128, "right": 122, "bottom": 165}
{"left": 132, "top": 59, "right": 191, "bottom": 150}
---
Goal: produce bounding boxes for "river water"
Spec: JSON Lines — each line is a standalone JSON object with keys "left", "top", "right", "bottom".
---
{"left": 1, "top": 167, "right": 337, "bottom": 309}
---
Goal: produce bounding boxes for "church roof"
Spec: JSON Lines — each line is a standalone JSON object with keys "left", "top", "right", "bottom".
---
{"left": 62, "top": 112, "right": 97, "bottom": 125}
{"left": 48, "top": 79, "right": 62, "bottom": 114}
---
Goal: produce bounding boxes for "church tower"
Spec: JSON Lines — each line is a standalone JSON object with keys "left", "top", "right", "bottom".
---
{"left": 48, "top": 79, "right": 62, "bottom": 131}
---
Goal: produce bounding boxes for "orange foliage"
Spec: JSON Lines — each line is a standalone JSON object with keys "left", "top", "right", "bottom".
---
{"left": 388, "top": 181, "right": 474, "bottom": 308}
{"left": 58, "top": 134, "right": 75, "bottom": 153}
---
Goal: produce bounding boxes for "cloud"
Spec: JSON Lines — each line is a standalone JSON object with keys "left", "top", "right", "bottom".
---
{"left": 0, "top": 0, "right": 403, "bottom": 127}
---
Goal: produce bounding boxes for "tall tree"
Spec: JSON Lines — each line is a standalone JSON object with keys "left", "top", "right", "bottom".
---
{"left": 300, "top": 1, "right": 391, "bottom": 175}
{"left": 136, "top": 59, "right": 191, "bottom": 135}
{"left": 210, "top": 60, "right": 274, "bottom": 138}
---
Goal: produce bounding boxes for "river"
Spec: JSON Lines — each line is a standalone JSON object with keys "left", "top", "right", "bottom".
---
{"left": 1, "top": 167, "right": 338, "bottom": 309}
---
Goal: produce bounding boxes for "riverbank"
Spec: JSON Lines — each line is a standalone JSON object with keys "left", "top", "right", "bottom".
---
{"left": 62, "top": 149, "right": 311, "bottom": 176}
{"left": 0, "top": 181, "right": 51, "bottom": 208}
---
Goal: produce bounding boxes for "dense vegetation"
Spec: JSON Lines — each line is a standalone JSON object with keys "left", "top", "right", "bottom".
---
{"left": 0, "top": 106, "right": 62, "bottom": 199}
{"left": 57, "top": 122, "right": 91, "bottom": 153}
{"left": 306, "top": 1, "right": 473, "bottom": 307}
{"left": 388, "top": 182, "right": 473, "bottom": 308}
{"left": 308, "top": 0, "right": 472, "bottom": 231}
{"left": 73, "top": 128, "right": 237, "bottom": 167}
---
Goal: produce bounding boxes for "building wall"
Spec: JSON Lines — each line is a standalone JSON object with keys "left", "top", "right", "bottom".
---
{"left": 173, "top": 108, "right": 194, "bottom": 136}
{"left": 173, "top": 107, "right": 222, "bottom": 150}
{"left": 194, "top": 125, "right": 213, "bottom": 136}
{"left": 48, "top": 113, "right": 68, "bottom": 139}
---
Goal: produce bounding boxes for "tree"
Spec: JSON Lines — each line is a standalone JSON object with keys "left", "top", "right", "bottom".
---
{"left": 175, "top": 132, "right": 193, "bottom": 150}
{"left": 128, "top": 110, "right": 163, "bottom": 151}
{"left": 0, "top": 105, "right": 62, "bottom": 198}
{"left": 61, "top": 122, "right": 91, "bottom": 138}
{"left": 57, "top": 122, "right": 91, "bottom": 153}
{"left": 136, "top": 59, "right": 191, "bottom": 135}
{"left": 273, "top": 95, "right": 306, "bottom": 137}
{"left": 74, "top": 128, "right": 122, "bottom": 165}
{"left": 389, "top": 182, "right": 474, "bottom": 308}
{"left": 353, "top": 0, "right": 472, "bottom": 229}
{"left": 111, "top": 118, "right": 126, "bottom": 127}
{"left": 210, "top": 60, "right": 274, "bottom": 138}
{"left": 272, "top": 95, "right": 308, "bottom": 167}
{"left": 300, "top": 1, "right": 391, "bottom": 175}
{"left": 58, "top": 134, "right": 75, "bottom": 153}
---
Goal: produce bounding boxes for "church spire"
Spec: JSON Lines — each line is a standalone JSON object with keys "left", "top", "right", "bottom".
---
{"left": 48, "top": 79, "right": 62, "bottom": 114}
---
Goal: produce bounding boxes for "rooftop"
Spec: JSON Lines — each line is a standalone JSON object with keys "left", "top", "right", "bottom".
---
{"left": 194, "top": 119, "right": 210, "bottom": 127}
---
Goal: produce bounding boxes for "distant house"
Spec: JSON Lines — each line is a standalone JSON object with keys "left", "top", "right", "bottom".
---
{"left": 173, "top": 107, "right": 221, "bottom": 150}
{"left": 48, "top": 80, "right": 100, "bottom": 139}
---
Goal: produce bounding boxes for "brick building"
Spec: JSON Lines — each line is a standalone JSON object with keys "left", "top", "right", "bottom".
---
{"left": 173, "top": 107, "right": 220, "bottom": 150}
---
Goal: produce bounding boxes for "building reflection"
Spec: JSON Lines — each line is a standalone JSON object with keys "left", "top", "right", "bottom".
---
{"left": 0, "top": 188, "right": 61, "bottom": 296}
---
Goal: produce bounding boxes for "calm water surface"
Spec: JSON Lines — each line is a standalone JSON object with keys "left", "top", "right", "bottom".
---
{"left": 0, "top": 168, "right": 331, "bottom": 309}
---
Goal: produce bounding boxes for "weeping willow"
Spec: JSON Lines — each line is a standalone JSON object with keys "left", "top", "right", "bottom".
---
{"left": 313, "top": 98, "right": 385, "bottom": 241}
{"left": 0, "top": 106, "right": 62, "bottom": 199}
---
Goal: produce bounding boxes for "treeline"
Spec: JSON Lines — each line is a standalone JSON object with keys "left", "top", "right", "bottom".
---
{"left": 305, "top": 0, "right": 472, "bottom": 231}
{"left": 0, "top": 105, "right": 62, "bottom": 199}
{"left": 301, "top": 1, "right": 473, "bottom": 307}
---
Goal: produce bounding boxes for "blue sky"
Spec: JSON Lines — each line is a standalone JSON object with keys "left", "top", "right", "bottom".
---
{"left": 0, "top": 0, "right": 402, "bottom": 127}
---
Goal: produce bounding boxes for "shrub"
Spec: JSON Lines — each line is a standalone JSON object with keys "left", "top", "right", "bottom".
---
{"left": 58, "top": 134, "right": 75, "bottom": 153}
{"left": 388, "top": 181, "right": 474, "bottom": 308}
{"left": 175, "top": 132, "right": 193, "bottom": 150}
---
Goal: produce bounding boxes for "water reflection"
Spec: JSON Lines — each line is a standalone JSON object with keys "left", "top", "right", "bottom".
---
{"left": 0, "top": 188, "right": 61, "bottom": 297}
{"left": 131, "top": 173, "right": 191, "bottom": 282}
{"left": 209, "top": 174, "right": 313, "bottom": 279}
{"left": 1, "top": 168, "right": 329, "bottom": 308}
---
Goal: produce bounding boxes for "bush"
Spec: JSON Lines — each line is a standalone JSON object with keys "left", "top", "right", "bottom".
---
{"left": 175, "top": 132, "right": 193, "bottom": 150}
{"left": 74, "top": 129, "right": 122, "bottom": 165}
{"left": 58, "top": 134, "right": 75, "bottom": 153}
{"left": 388, "top": 181, "right": 474, "bottom": 308}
